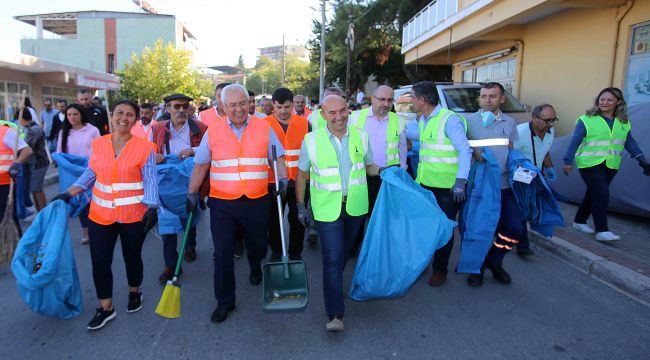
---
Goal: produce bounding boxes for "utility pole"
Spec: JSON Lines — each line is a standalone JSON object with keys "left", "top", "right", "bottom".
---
{"left": 345, "top": 10, "right": 353, "bottom": 99}
{"left": 281, "top": 34, "right": 286, "bottom": 87}
{"left": 319, "top": 0, "right": 326, "bottom": 102}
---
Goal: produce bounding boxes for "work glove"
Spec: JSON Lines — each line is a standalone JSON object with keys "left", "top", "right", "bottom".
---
{"left": 637, "top": 156, "right": 650, "bottom": 176}
{"left": 142, "top": 207, "right": 158, "bottom": 233}
{"left": 297, "top": 203, "right": 311, "bottom": 228}
{"left": 451, "top": 178, "right": 467, "bottom": 203}
{"left": 186, "top": 192, "right": 199, "bottom": 215}
{"left": 379, "top": 164, "right": 399, "bottom": 176}
{"left": 51, "top": 191, "right": 72, "bottom": 204}
{"left": 272, "top": 177, "right": 288, "bottom": 198}
{"left": 544, "top": 167, "right": 557, "bottom": 182}
{"left": 8, "top": 162, "right": 21, "bottom": 178}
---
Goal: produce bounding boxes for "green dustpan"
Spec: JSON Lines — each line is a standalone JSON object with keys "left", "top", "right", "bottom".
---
{"left": 262, "top": 146, "right": 309, "bottom": 313}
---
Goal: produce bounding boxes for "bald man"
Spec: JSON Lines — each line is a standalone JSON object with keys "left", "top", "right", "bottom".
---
{"left": 295, "top": 95, "right": 386, "bottom": 332}
{"left": 307, "top": 87, "right": 343, "bottom": 131}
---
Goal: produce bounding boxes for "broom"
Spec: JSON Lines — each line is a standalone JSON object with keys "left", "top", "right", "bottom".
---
{"left": 0, "top": 90, "right": 26, "bottom": 266}
{"left": 155, "top": 210, "right": 193, "bottom": 318}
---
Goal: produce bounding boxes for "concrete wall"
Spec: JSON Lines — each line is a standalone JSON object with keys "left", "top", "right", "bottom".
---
{"left": 115, "top": 17, "right": 176, "bottom": 70}
{"left": 21, "top": 18, "right": 106, "bottom": 72}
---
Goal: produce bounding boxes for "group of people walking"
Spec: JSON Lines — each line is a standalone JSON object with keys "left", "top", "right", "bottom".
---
{"left": 1, "top": 79, "right": 647, "bottom": 333}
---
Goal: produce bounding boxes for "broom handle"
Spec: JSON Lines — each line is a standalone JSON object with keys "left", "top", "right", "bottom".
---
{"left": 173, "top": 210, "right": 193, "bottom": 277}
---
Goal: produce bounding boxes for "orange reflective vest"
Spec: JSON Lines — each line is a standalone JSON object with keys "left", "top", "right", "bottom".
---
{"left": 131, "top": 120, "right": 157, "bottom": 141}
{"left": 199, "top": 107, "right": 222, "bottom": 128}
{"left": 88, "top": 135, "right": 154, "bottom": 225}
{"left": 0, "top": 126, "right": 15, "bottom": 185}
{"left": 293, "top": 107, "right": 312, "bottom": 118}
{"left": 208, "top": 117, "right": 270, "bottom": 200}
{"left": 265, "top": 114, "right": 308, "bottom": 182}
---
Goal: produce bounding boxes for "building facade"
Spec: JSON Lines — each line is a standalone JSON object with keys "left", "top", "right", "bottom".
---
{"left": 258, "top": 45, "right": 309, "bottom": 63}
{"left": 16, "top": 11, "right": 196, "bottom": 75}
{"left": 402, "top": 0, "right": 650, "bottom": 135}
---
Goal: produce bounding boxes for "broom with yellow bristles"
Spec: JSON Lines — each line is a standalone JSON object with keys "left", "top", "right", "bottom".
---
{"left": 155, "top": 211, "right": 193, "bottom": 318}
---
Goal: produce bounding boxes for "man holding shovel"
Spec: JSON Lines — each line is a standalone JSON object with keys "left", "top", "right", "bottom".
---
{"left": 187, "top": 84, "right": 288, "bottom": 324}
{"left": 295, "top": 95, "right": 383, "bottom": 332}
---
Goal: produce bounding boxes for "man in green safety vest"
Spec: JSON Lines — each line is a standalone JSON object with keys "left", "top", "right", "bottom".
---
{"left": 410, "top": 81, "right": 472, "bottom": 287}
{"left": 295, "top": 95, "right": 383, "bottom": 333}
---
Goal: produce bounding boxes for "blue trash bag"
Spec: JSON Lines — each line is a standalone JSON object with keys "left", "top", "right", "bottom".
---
{"left": 456, "top": 149, "right": 501, "bottom": 274}
{"left": 52, "top": 152, "right": 90, "bottom": 218}
{"left": 157, "top": 155, "right": 199, "bottom": 235}
{"left": 11, "top": 200, "right": 83, "bottom": 319}
{"left": 349, "top": 167, "right": 456, "bottom": 301}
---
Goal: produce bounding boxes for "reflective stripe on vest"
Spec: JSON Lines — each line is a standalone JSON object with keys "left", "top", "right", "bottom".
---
{"left": 305, "top": 126, "right": 369, "bottom": 222}
{"left": 208, "top": 116, "right": 270, "bottom": 199}
{"left": 0, "top": 126, "right": 15, "bottom": 185}
{"left": 416, "top": 108, "right": 467, "bottom": 189}
{"left": 575, "top": 115, "right": 630, "bottom": 170}
{"left": 266, "top": 114, "right": 309, "bottom": 181}
{"left": 88, "top": 135, "right": 153, "bottom": 225}
{"left": 350, "top": 108, "right": 402, "bottom": 166}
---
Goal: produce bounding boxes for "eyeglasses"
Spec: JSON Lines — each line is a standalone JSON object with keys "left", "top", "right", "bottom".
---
{"left": 373, "top": 96, "right": 394, "bottom": 104}
{"left": 167, "top": 103, "right": 190, "bottom": 110}
{"left": 537, "top": 116, "right": 558, "bottom": 123}
{"left": 225, "top": 101, "right": 248, "bottom": 109}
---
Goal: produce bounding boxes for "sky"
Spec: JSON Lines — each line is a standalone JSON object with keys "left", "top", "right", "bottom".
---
{"left": 0, "top": 0, "right": 327, "bottom": 68}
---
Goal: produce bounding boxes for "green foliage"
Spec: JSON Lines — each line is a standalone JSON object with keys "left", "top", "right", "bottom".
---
{"left": 246, "top": 56, "right": 318, "bottom": 97}
{"left": 117, "top": 40, "right": 211, "bottom": 103}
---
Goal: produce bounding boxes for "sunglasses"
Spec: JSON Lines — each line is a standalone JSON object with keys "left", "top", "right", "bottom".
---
{"left": 168, "top": 103, "right": 190, "bottom": 110}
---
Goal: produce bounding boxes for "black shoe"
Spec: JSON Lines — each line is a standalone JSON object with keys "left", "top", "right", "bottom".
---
{"left": 467, "top": 273, "right": 484, "bottom": 287}
{"left": 249, "top": 270, "right": 262, "bottom": 286}
{"left": 517, "top": 248, "right": 534, "bottom": 259}
{"left": 486, "top": 263, "right": 512, "bottom": 284}
{"left": 87, "top": 308, "right": 116, "bottom": 330}
{"left": 184, "top": 247, "right": 197, "bottom": 262}
{"left": 127, "top": 292, "right": 143, "bottom": 313}
{"left": 211, "top": 303, "right": 236, "bottom": 323}
{"left": 289, "top": 254, "right": 302, "bottom": 261}
{"left": 307, "top": 234, "right": 318, "bottom": 246}
{"left": 234, "top": 239, "right": 245, "bottom": 258}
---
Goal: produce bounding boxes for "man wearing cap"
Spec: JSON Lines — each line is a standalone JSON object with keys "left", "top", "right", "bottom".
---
{"left": 187, "top": 84, "right": 288, "bottom": 324}
{"left": 152, "top": 93, "right": 208, "bottom": 283}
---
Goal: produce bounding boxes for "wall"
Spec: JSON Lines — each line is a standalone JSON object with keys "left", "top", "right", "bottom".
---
{"left": 20, "top": 18, "right": 106, "bottom": 72}
{"left": 115, "top": 17, "right": 176, "bottom": 71}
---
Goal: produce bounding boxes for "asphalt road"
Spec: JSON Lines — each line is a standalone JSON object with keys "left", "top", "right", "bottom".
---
{"left": 0, "top": 181, "right": 648, "bottom": 360}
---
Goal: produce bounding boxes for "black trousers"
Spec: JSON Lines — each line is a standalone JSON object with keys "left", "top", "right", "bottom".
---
{"left": 209, "top": 195, "right": 270, "bottom": 306}
{"left": 0, "top": 184, "right": 22, "bottom": 237}
{"left": 268, "top": 185, "right": 305, "bottom": 258}
{"left": 575, "top": 163, "right": 618, "bottom": 232}
{"left": 352, "top": 176, "right": 382, "bottom": 254}
{"left": 88, "top": 220, "right": 147, "bottom": 299}
{"left": 423, "top": 185, "right": 461, "bottom": 274}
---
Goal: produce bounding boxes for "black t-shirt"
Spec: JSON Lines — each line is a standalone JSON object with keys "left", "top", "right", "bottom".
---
{"left": 83, "top": 105, "right": 109, "bottom": 135}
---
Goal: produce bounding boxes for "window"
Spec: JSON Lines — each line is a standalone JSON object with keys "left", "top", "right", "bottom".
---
{"left": 461, "top": 58, "right": 517, "bottom": 94}
{"left": 625, "top": 21, "right": 650, "bottom": 106}
{"left": 108, "top": 54, "right": 115, "bottom": 74}
{"left": 0, "top": 81, "right": 31, "bottom": 120}
{"left": 41, "top": 85, "right": 76, "bottom": 108}
{"left": 441, "top": 87, "right": 526, "bottom": 113}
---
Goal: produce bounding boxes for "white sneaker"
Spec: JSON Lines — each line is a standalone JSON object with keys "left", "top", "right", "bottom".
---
{"left": 573, "top": 222, "right": 595, "bottom": 234}
{"left": 326, "top": 318, "right": 344, "bottom": 332}
{"left": 595, "top": 231, "right": 620, "bottom": 241}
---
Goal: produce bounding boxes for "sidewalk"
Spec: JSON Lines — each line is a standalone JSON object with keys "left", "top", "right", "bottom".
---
{"left": 529, "top": 201, "right": 650, "bottom": 305}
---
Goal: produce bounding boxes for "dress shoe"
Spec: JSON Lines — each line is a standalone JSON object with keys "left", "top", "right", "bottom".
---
{"left": 234, "top": 239, "right": 245, "bottom": 258}
{"left": 467, "top": 273, "right": 484, "bottom": 287}
{"left": 269, "top": 252, "right": 282, "bottom": 262}
{"left": 516, "top": 248, "right": 535, "bottom": 259}
{"left": 486, "top": 262, "right": 511, "bottom": 284}
{"left": 249, "top": 270, "right": 262, "bottom": 285}
{"left": 211, "top": 304, "right": 236, "bottom": 323}
{"left": 158, "top": 266, "right": 181, "bottom": 284}
{"left": 184, "top": 247, "right": 197, "bottom": 262}
{"left": 326, "top": 316, "right": 344, "bottom": 332}
{"left": 428, "top": 271, "right": 447, "bottom": 287}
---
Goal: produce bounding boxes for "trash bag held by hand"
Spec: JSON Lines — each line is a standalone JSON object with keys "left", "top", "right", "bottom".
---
{"left": 349, "top": 167, "right": 456, "bottom": 301}
{"left": 157, "top": 155, "right": 200, "bottom": 235}
{"left": 52, "top": 152, "right": 91, "bottom": 218}
{"left": 11, "top": 200, "right": 83, "bottom": 319}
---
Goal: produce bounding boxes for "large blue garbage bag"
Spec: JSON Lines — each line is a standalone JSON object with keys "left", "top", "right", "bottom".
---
{"left": 157, "top": 155, "right": 199, "bottom": 235}
{"left": 349, "top": 167, "right": 456, "bottom": 301}
{"left": 508, "top": 150, "right": 564, "bottom": 237}
{"left": 11, "top": 200, "right": 82, "bottom": 319}
{"left": 52, "top": 152, "right": 90, "bottom": 218}
{"left": 456, "top": 149, "right": 501, "bottom": 274}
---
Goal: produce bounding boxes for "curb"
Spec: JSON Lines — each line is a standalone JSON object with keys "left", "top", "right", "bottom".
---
{"left": 529, "top": 230, "right": 650, "bottom": 306}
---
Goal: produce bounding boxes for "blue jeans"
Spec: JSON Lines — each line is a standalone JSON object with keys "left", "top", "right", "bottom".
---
{"left": 315, "top": 207, "right": 365, "bottom": 317}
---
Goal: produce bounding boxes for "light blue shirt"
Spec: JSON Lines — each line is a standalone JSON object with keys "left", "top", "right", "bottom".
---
{"left": 417, "top": 105, "right": 472, "bottom": 180}
{"left": 514, "top": 122, "right": 554, "bottom": 168}
{"left": 298, "top": 126, "right": 374, "bottom": 196}
{"left": 165, "top": 120, "right": 200, "bottom": 156}
{"left": 194, "top": 115, "right": 285, "bottom": 164}
{"left": 40, "top": 109, "right": 58, "bottom": 138}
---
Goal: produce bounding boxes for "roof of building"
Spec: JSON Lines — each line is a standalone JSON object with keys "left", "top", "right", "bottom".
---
{"left": 14, "top": 10, "right": 195, "bottom": 39}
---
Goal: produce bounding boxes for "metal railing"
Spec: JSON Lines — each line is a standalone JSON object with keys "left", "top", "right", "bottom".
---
{"left": 402, "top": 0, "right": 459, "bottom": 48}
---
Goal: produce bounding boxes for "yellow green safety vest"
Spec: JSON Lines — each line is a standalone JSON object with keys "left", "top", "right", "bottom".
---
{"left": 310, "top": 109, "right": 327, "bottom": 131}
{"left": 416, "top": 108, "right": 467, "bottom": 189}
{"left": 305, "top": 126, "right": 369, "bottom": 222}
{"left": 349, "top": 108, "right": 402, "bottom": 166}
{"left": 575, "top": 114, "right": 630, "bottom": 170}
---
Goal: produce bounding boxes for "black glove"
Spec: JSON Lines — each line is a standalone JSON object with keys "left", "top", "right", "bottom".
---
{"left": 51, "top": 192, "right": 72, "bottom": 204}
{"left": 272, "top": 177, "right": 288, "bottom": 198}
{"left": 637, "top": 156, "right": 650, "bottom": 176}
{"left": 8, "top": 162, "right": 21, "bottom": 178}
{"left": 451, "top": 178, "right": 467, "bottom": 203}
{"left": 186, "top": 192, "right": 199, "bottom": 215}
{"left": 297, "top": 203, "right": 311, "bottom": 228}
{"left": 379, "top": 164, "right": 399, "bottom": 176}
{"left": 142, "top": 207, "right": 158, "bottom": 233}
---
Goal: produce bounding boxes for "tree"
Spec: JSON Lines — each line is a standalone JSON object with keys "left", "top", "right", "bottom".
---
{"left": 237, "top": 54, "right": 245, "bottom": 70}
{"left": 246, "top": 56, "right": 318, "bottom": 97}
{"left": 117, "top": 40, "right": 212, "bottom": 103}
